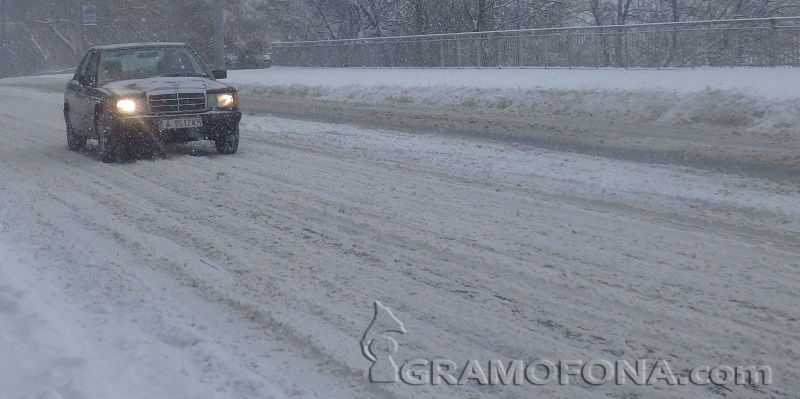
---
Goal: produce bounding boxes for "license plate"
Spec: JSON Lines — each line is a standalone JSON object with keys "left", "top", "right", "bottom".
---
{"left": 159, "top": 117, "right": 203, "bottom": 130}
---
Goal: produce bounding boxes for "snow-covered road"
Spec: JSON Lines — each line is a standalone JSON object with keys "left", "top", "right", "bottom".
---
{"left": 0, "top": 77, "right": 798, "bottom": 398}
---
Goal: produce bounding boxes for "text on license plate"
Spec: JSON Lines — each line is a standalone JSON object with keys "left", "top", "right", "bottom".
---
{"left": 159, "top": 117, "right": 203, "bottom": 130}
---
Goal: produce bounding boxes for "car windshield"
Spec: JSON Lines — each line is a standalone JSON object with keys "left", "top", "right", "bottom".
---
{"left": 97, "top": 47, "right": 210, "bottom": 84}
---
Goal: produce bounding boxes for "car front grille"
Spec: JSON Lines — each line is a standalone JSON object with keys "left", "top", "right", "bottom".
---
{"left": 148, "top": 92, "right": 206, "bottom": 114}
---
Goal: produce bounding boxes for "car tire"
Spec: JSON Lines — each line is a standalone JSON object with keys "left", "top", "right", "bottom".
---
{"left": 95, "top": 111, "right": 118, "bottom": 163}
{"left": 66, "top": 119, "right": 86, "bottom": 152}
{"left": 215, "top": 126, "right": 239, "bottom": 154}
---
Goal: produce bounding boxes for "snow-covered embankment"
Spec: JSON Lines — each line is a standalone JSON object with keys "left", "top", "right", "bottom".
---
{"left": 229, "top": 67, "right": 800, "bottom": 138}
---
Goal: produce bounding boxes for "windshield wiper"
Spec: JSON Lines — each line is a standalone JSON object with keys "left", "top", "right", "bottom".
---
{"left": 162, "top": 73, "right": 209, "bottom": 78}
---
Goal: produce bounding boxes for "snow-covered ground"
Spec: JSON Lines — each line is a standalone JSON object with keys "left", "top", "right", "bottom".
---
{"left": 0, "top": 241, "right": 278, "bottom": 397}
{"left": 0, "top": 71, "right": 798, "bottom": 398}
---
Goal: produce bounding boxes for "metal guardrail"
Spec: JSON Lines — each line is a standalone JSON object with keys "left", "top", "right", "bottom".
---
{"left": 272, "top": 17, "right": 800, "bottom": 68}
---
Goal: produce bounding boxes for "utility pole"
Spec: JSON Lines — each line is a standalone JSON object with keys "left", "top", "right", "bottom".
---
{"left": 1, "top": 0, "right": 6, "bottom": 47}
{"left": 1, "top": 0, "right": 7, "bottom": 77}
{"left": 213, "top": 0, "right": 225, "bottom": 69}
{"left": 78, "top": 3, "right": 97, "bottom": 61}
{"left": 77, "top": 3, "right": 84, "bottom": 61}
{"left": 0, "top": 0, "right": 5, "bottom": 43}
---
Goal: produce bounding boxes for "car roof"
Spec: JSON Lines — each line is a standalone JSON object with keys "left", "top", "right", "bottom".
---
{"left": 89, "top": 42, "right": 189, "bottom": 51}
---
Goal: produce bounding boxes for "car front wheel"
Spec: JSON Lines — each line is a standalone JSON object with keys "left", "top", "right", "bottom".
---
{"left": 66, "top": 118, "right": 86, "bottom": 152}
{"left": 95, "top": 111, "right": 119, "bottom": 163}
{"left": 214, "top": 126, "right": 239, "bottom": 154}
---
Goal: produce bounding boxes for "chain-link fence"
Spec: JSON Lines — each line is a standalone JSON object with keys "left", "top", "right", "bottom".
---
{"left": 273, "top": 17, "right": 800, "bottom": 68}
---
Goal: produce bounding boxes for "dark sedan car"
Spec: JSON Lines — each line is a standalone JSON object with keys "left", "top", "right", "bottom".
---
{"left": 64, "top": 42, "right": 241, "bottom": 162}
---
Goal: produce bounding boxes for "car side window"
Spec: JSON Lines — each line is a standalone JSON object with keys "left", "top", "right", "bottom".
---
{"left": 74, "top": 52, "right": 92, "bottom": 81}
{"left": 83, "top": 52, "right": 100, "bottom": 86}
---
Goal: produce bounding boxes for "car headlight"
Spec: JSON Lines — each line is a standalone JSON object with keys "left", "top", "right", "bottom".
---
{"left": 116, "top": 98, "right": 138, "bottom": 114}
{"left": 217, "top": 93, "right": 238, "bottom": 108}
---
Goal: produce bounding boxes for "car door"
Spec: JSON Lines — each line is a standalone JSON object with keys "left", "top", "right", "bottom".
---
{"left": 72, "top": 51, "right": 100, "bottom": 134}
{"left": 66, "top": 52, "right": 91, "bottom": 134}
{"left": 81, "top": 51, "right": 103, "bottom": 137}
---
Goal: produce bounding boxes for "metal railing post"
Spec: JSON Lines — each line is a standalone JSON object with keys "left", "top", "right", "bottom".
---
{"left": 770, "top": 19, "right": 778, "bottom": 67}
{"left": 477, "top": 36, "right": 483, "bottom": 68}
{"left": 440, "top": 38, "right": 446, "bottom": 68}
{"left": 456, "top": 38, "right": 462, "bottom": 68}
{"left": 494, "top": 36, "right": 505, "bottom": 68}
{"left": 624, "top": 31, "right": 630, "bottom": 69}
{"left": 595, "top": 33, "right": 601, "bottom": 68}
{"left": 543, "top": 36, "right": 549, "bottom": 69}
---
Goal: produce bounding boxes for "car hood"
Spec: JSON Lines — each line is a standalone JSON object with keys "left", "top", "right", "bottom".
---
{"left": 100, "top": 77, "right": 233, "bottom": 97}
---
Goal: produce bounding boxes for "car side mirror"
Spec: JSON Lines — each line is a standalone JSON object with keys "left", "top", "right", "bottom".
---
{"left": 79, "top": 75, "right": 95, "bottom": 87}
{"left": 212, "top": 70, "right": 227, "bottom": 80}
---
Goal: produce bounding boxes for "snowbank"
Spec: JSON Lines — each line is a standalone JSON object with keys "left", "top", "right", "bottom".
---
{"left": 229, "top": 67, "right": 800, "bottom": 136}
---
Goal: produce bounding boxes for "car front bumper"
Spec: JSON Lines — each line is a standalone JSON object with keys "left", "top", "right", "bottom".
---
{"left": 111, "top": 110, "right": 241, "bottom": 143}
